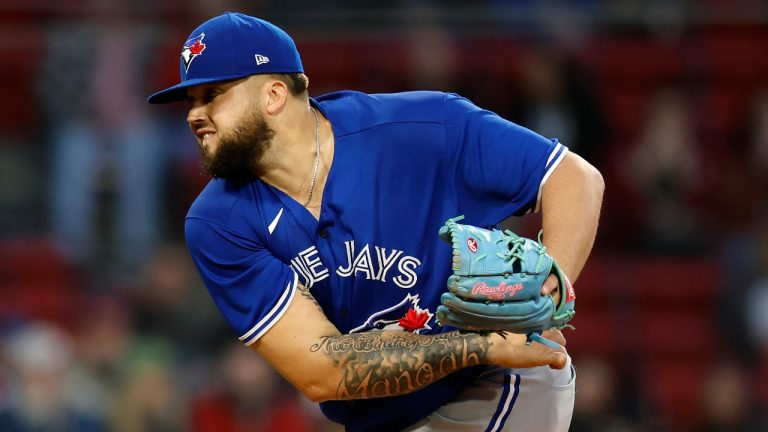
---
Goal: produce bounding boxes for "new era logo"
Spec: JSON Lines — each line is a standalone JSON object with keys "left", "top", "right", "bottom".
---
{"left": 255, "top": 54, "right": 270, "bottom": 65}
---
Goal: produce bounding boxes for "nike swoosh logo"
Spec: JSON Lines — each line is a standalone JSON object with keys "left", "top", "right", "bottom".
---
{"left": 268, "top": 208, "right": 284, "bottom": 234}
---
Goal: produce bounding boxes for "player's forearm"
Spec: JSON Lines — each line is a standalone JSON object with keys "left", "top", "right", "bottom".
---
{"left": 257, "top": 285, "right": 563, "bottom": 403}
{"left": 540, "top": 152, "right": 604, "bottom": 281}
{"left": 310, "top": 330, "right": 492, "bottom": 401}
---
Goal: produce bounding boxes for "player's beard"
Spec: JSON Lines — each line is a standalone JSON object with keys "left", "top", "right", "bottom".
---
{"left": 200, "top": 106, "right": 275, "bottom": 181}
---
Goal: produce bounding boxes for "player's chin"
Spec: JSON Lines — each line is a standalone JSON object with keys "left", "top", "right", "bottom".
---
{"left": 199, "top": 141, "right": 218, "bottom": 159}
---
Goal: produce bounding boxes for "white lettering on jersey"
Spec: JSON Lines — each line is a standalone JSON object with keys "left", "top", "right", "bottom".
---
{"left": 374, "top": 246, "right": 403, "bottom": 282}
{"left": 336, "top": 240, "right": 358, "bottom": 277}
{"left": 290, "top": 246, "right": 329, "bottom": 288}
{"left": 394, "top": 256, "right": 421, "bottom": 288}
{"left": 350, "top": 244, "right": 375, "bottom": 280}
{"left": 335, "top": 241, "right": 421, "bottom": 286}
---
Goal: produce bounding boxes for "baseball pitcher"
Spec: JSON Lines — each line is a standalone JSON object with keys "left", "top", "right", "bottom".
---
{"left": 147, "top": 12, "right": 604, "bottom": 432}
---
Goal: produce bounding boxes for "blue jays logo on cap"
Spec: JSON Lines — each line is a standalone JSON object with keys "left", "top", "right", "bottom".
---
{"left": 147, "top": 12, "right": 304, "bottom": 104}
{"left": 181, "top": 33, "right": 206, "bottom": 72}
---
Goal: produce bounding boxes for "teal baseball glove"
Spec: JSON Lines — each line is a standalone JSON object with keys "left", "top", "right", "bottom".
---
{"left": 435, "top": 216, "right": 576, "bottom": 349}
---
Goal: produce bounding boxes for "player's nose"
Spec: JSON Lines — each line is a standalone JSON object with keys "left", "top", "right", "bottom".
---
{"left": 186, "top": 101, "right": 207, "bottom": 124}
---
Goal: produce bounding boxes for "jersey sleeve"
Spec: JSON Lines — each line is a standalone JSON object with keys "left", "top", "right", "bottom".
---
{"left": 444, "top": 93, "right": 568, "bottom": 224}
{"left": 185, "top": 216, "right": 297, "bottom": 346}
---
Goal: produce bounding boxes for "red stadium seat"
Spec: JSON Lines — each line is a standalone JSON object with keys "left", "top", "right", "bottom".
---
{"left": 0, "top": 237, "right": 81, "bottom": 328}
{"left": 635, "top": 310, "right": 716, "bottom": 360}
{"left": 567, "top": 310, "right": 623, "bottom": 360}
{"left": 643, "top": 359, "right": 709, "bottom": 431}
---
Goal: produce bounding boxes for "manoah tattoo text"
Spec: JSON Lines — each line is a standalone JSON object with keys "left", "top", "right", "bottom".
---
{"left": 310, "top": 332, "right": 489, "bottom": 400}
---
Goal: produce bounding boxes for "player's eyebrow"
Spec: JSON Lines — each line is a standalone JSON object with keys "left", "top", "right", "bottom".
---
{"left": 186, "top": 85, "right": 219, "bottom": 104}
{"left": 186, "top": 78, "right": 245, "bottom": 103}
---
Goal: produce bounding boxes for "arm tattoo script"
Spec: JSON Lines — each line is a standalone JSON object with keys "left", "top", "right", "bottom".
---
{"left": 310, "top": 331, "right": 491, "bottom": 400}
{"left": 297, "top": 283, "right": 325, "bottom": 314}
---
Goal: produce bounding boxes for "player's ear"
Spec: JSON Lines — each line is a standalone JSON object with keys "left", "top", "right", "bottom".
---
{"left": 264, "top": 78, "right": 288, "bottom": 116}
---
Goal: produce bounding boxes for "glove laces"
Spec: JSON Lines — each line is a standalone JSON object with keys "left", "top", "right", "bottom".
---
{"left": 496, "top": 232, "right": 526, "bottom": 263}
{"left": 496, "top": 230, "right": 549, "bottom": 273}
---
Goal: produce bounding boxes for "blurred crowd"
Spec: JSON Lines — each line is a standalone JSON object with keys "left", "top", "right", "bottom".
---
{"left": 1, "top": 0, "right": 768, "bottom": 431}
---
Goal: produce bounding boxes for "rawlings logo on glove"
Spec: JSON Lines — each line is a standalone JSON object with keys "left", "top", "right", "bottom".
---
{"left": 435, "top": 216, "right": 576, "bottom": 349}
{"left": 471, "top": 281, "right": 524, "bottom": 300}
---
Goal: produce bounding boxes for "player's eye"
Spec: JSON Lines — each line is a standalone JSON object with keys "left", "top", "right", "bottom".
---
{"left": 186, "top": 86, "right": 224, "bottom": 107}
{"left": 205, "top": 88, "right": 222, "bottom": 102}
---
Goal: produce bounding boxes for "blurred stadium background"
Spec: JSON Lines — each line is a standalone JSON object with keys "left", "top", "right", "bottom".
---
{"left": 1, "top": 0, "right": 767, "bottom": 431}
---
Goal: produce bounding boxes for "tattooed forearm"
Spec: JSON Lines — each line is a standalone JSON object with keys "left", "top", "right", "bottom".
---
{"left": 310, "top": 331, "right": 491, "bottom": 400}
{"left": 297, "top": 283, "right": 325, "bottom": 314}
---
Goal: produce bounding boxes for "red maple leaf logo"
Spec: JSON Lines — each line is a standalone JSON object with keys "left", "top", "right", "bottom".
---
{"left": 399, "top": 308, "right": 430, "bottom": 332}
{"left": 188, "top": 39, "right": 206, "bottom": 56}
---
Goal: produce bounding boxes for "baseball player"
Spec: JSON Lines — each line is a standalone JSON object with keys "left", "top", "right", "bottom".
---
{"left": 148, "top": 12, "right": 604, "bottom": 432}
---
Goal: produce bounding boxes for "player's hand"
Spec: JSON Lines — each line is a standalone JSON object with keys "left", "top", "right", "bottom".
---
{"left": 541, "top": 274, "right": 561, "bottom": 305}
{"left": 489, "top": 328, "right": 568, "bottom": 370}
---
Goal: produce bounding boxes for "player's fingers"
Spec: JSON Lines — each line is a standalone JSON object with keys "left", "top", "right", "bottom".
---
{"left": 528, "top": 336, "right": 567, "bottom": 369}
{"left": 550, "top": 289, "right": 561, "bottom": 306}
{"left": 541, "top": 274, "right": 559, "bottom": 296}
{"left": 541, "top": 328, "right": 566, "bottom": 347}
{"left": 539, "top": 334, "right": 567, "bottom": 369}
{"left": 494, "top": 332, "right": 563, "bottom": 369}
{"left": 547, "top": 352, "right": 568, "bottom": 370}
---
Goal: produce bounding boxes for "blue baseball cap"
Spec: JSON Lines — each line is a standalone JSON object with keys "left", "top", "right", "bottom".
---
{"left": 147, "top": 12, "right": 304, "bottom": 104}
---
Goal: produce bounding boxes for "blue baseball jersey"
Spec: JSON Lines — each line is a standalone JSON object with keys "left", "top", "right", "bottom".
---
{"left": 185, "top": 91, "right": 567, "bottom": 431}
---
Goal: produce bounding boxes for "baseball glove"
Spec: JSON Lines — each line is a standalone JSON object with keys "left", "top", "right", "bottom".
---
{"left": 435, "top": 216, "right": 576, "bottom": 348}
